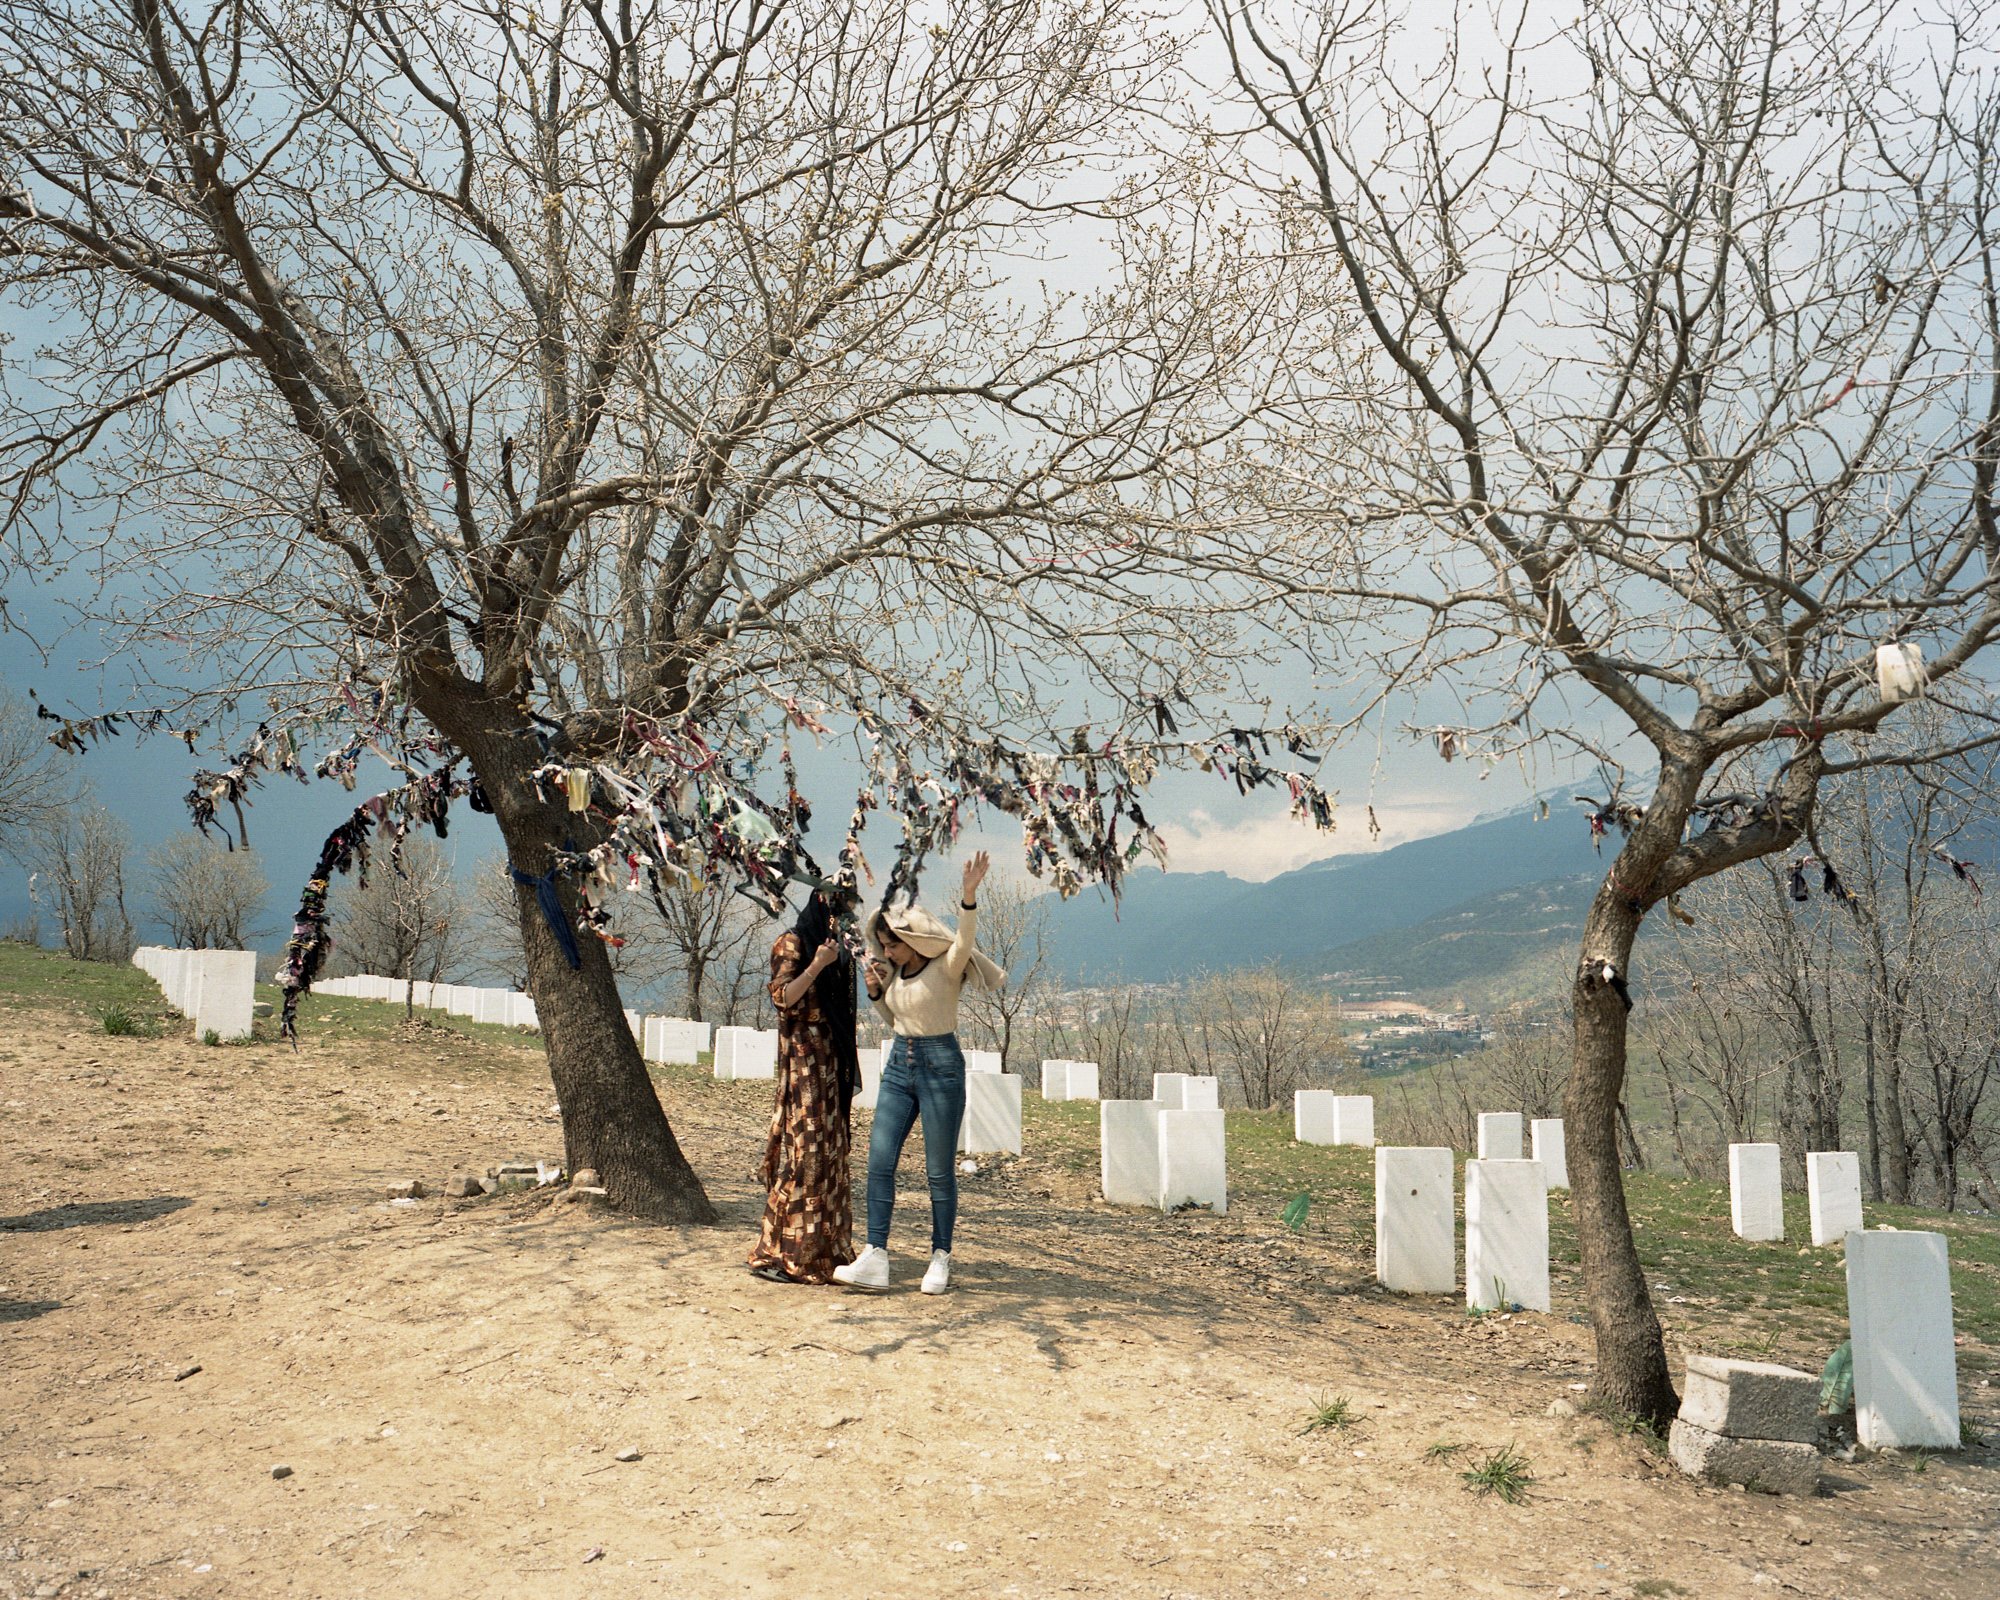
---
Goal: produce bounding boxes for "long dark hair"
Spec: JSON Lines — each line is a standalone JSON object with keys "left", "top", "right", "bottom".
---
{"left": 794, "top": 889, "right": 861, "bottom": 1107}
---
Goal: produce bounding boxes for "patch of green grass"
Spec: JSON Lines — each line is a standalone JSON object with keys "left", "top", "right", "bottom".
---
{"left": 101, "top": 1004, "right": 155, "bottom": 1037}
{"left": 1963, "top": 1419, "right": 1986, "bottom": 1448}
{"left": 202, "top": 1027, "right": 221, "bottom": 1046}
{"left": 1299, "top": 1393, "right": 1358, "bottom": 1435}
{"left": 1583, "top": 1399, "right": 1665, "bottom": 1446}
{"left": 1632, "top": 1580, "right": 1687, "bottom": 1598}
{"left": 1460, "top": 1443, "right": 1535, "bottom": 1504}
{"left": 1422, "top": 1440, "right": 1468, "bottom": 1462}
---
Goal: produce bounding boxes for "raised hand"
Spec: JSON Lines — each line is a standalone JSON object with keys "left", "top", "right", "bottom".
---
{"left": 961, "top": 850, "right": 991, "bottom": 903}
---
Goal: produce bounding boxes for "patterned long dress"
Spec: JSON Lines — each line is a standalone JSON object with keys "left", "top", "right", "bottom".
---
{"left": 747, "top": 932, "right": 857, "bottom": 1283}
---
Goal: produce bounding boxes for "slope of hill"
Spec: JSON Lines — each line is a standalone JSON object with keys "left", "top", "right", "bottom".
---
{"left": 1313, "top": 874, "right": 1596, "bottom": 1010}
{"left": 1042, "top": 802, "right": 1604, "bottom": 986}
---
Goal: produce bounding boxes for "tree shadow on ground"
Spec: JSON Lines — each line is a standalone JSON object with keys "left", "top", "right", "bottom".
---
{"left": 0, "top": 1196, "right": 191, "bottom": 1232}
{"left": 0, "top": 1297, "right": 62, "bottom": 1323}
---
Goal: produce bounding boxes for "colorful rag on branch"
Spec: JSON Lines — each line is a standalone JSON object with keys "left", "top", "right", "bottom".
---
{"left": 33, "top": 682, "right": 1344, "bottom": 1046}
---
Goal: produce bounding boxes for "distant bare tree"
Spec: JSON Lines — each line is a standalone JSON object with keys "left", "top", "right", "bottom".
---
{"left": 1171, "top": 966, "right": 1348, "bottom": 1110}
{"left": 26, "top": 794, "right": 132, "bottom": 961}
{"left": 146, "top": 835, "right": 267, "bottom": 949}
{"left": 650, "top": 876, "right": 768, "bottom": 1024}
{"left": 0, "top": 689, "right": 73, "bottom": 865}
{"left": 329, "top": 836, "right": 470, "bottom": 1004}
{"left": 958, "top": 874, "right": 1052, "bottom": 1076}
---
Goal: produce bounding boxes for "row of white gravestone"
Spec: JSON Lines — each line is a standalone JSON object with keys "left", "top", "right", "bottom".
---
{"left": 1472, "top": 1111, "right": 1570, "bottom": 1189}
{"left": 1727, "top": 1142, "right": 1866, "bottom": 1246}
{"left": 315, "top": 974, "right": 541, "bottom": 1030}
{"left": 1294, "top": 1091, "right": 1374, "bottom": 1147}
{"left": 1099, "top": 1076, "right": 1229, "bottom": 1213}
{"left": 1373, "top": 1149, "right": 1555, "bottom": 1311}
{"left": 131, "top": 946, "right": 256, "bottom": 1042}
{"left": 1041, "top": 1059, "right": 1101, "bottom": 1102}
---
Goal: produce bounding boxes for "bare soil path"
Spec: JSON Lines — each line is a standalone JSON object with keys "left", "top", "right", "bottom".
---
{"left": 3, "top": 997, "right": 1996, "bottom": 1600}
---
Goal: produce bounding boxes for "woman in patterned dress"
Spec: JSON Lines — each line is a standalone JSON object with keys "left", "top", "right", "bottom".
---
{"left": 748, "top": 889, "right": 861, "bottom": 1284}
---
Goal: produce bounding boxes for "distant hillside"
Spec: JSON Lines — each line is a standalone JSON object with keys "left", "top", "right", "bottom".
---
{"left": 1041, "top": 803, "right": 1603, "bottom": 987}
{"left": 1310, "top": 874, "right": 1594, "bottom": 1010}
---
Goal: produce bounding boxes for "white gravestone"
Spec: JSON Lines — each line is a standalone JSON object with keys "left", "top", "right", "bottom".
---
{"left": 714, "top": 1026, "right": 778, "bottom": 1080}
{"left": 958, "top": 1072, "right": 1022, "bottom": 1154}
{"left": 1183, "top": 1075, "right": 1221, "bottom": 1112}
{"left": 1465, "top": 1159, "right": 1550, "bottom": 1312}
{"left": 1152, "top": 1072, "right": 1190, "bottom": 1111}
{"left": 1806, "top": 1151, "right": 1862, "bottom": 1247}
{"left": 1531, "top": 1118, "right": 1569, "bottom": 1190}
{"left": 1476, "top": 1111, "right": 1523, "bottom": 1161}
{"left": 742, "top": 1028, "right": 779, "bottom": 1079}
{"left": 856, "top": 1046, "right": 883, "bottom": 1111}
{"left": 1158, "top": 1107, "right": 1227, "bottom": 1213}
{"left": 1847, "top": 1229, "right": 1960, "bottom": 1449}
{"left": 194, "top": 950, "right": 256, "bottom": 1042}
{"left": 964, "top": 1048, "right": 1002, "bottom": 1075}
{"left": 1729, "top": 1142, "right": 1785, "bottom": 1242}
{"left": 472, "top": 989, "right": 510, "bottom": 1026}
{"left": 506, "top": 992, "right": 538, "bottom": 1029}
{"left": 1295, "top": 1089, "right": 1338, "bottom": 1145}
{"left": 1333, "top": 1094, "right": 1375, "bottom": 1147}
{"left": 1100, "top": 1100, "right": 1165, "bottom": 1206}
{"left": 1041, "top": 1061, "right": 1071, "bottom": 1101}
{"left": 642, "top": 1017, "right": 708, "bottom": 1065}
{"left": 1062, "top": 1061, "right": 1099, "bottom": 1101}
{"left": 1376, "top": 1147, "right": 1456, "bottom": 1294}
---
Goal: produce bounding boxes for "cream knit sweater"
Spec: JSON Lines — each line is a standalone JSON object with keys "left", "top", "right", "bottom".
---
{"left": 869, "top": 906, "right": 978, "bottom": 1038}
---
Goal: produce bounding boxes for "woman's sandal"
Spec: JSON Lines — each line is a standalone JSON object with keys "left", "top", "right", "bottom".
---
{"left": 749, "top": 1263, "right": 796, "bottom": 1283}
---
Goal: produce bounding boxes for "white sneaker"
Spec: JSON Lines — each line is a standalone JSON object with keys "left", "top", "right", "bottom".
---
{"left": 920, "top": 1250, "right": 952, "bottom": 1295}
{"left": 833, "top": 1245, "right": 890, "bottom": 1290}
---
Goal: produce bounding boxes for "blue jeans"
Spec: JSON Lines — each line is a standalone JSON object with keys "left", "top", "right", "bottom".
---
{"left": 866, "top": 1034, "right": 966, "bottom": 1252}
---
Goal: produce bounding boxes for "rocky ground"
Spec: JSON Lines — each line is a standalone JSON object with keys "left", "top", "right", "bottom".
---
{"left": 2, "top": 994, "right": 1996, "bottom": 1599}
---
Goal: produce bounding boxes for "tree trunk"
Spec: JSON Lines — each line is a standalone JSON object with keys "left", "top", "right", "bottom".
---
{"left": 1862, "top": 1013, "right": 1884, "bottom": 1201}
{"left": 453, "top": 712, "right": 716, "bottom": 1224}
{"left": 1568, "top": 892, "right": 1678, "bottom": 1428}
{"left": 1881, "top": 1039, "right": 1913, "bottom": 1204}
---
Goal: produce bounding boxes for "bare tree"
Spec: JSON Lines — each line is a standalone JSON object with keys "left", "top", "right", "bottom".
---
{"left": 1215, "top": 0, "right": 2000, "bottom": 1421}
{"left": 26, "top": 793, "right": 133, "bottom": 960}
{"left": 329, "top": 834, "right": 470, "bottom": 1003}
{"left": 0, "top": 0, "right": 1321, "bottom": 1220}
{"left": 0, "top": 688, "right": 73, "bottom": 865}
{"left": 649, "top": 875, "right": 769, "bottom": 1024}
{"left": 1170, "top": 965, "right": 1347, "bottom": 1109}
{"left": 146, "top": 834, "right": 267, "bottom": 949}
{"left": 958, "top": 873, "right": 1052, "bottom": 1075}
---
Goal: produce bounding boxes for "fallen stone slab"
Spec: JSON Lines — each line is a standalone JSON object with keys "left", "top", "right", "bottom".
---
{"left": 443, "top": 1174, "right": 485, "bottom": 1199}
{"left": 1680, "top": 1355, "right": 1819, "bottom": 1445}
{"left": 1668, "top": 1417, "right": 1819, "bottom": 1496}
{"left": 386, "top": 1179, "right": 428, "bottom": 1200}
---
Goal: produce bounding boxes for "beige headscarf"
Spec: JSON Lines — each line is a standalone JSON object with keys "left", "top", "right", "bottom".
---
{"left": 865, "top": 904, "right": 1007, "bottom": 992}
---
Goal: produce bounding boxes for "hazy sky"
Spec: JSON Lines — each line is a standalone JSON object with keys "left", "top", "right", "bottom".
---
{"left": 0, "top": 0, "right": 1600, "bottom": 943}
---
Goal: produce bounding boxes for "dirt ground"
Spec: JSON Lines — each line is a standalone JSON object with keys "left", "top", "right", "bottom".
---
{"left": 3, "top": 1006, "right": 1997, "bottom": 1600}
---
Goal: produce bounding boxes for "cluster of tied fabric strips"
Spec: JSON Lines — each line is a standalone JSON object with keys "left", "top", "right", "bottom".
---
{"left": 36, "top": 682, "right": 1343, "bottom": 1048}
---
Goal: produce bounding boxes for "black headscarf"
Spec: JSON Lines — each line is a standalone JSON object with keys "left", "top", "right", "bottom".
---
{"left": 793, "top": 889, "right": 862, "bottom": 1108}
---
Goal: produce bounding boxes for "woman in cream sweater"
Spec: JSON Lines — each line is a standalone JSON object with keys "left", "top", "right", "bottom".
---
{"left": 833, "top": 852, "right": 1004, "bottom": 1294}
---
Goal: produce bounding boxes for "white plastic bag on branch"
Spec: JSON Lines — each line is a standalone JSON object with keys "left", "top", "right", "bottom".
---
{"left": 1875, "top": 643, "right": 1926, "bottom": 704}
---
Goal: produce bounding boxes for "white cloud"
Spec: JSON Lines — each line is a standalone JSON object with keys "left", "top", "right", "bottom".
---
{"left": 1154, "top": 797, "right": 1478, "bottom": 882}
